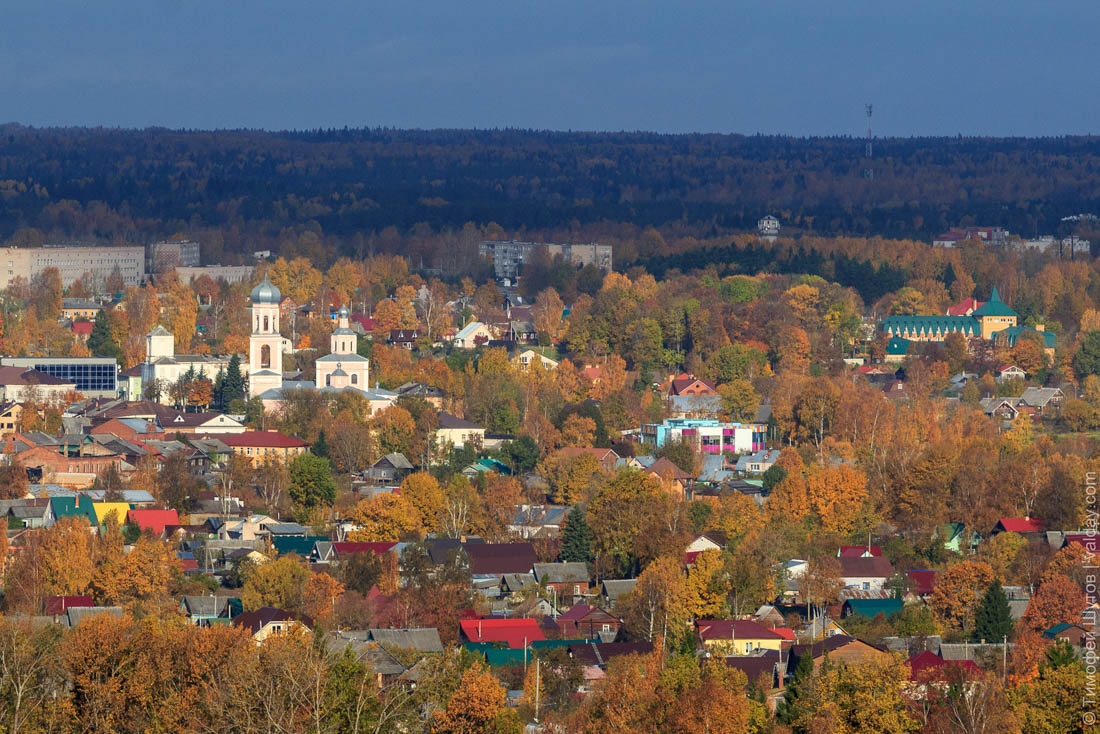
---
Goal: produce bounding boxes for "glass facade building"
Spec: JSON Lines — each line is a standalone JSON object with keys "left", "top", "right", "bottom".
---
{"left": 1, "top": 357, "right": 118, "bottom": 397}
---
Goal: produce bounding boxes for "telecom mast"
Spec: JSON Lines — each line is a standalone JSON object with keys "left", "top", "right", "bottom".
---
{"left": 864, "top": 104, "right": 873, "bottom": 180}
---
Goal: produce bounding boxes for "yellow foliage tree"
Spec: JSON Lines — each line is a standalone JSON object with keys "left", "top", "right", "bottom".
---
{"left": 684, "top": 549, "right": 728, "bottom": 619}
{"left": 347, "top": 493, "right": 421, "bottom": 541}
{"left": 269, "top": 257, "right": 322, "bottom": 306}
{"left": 399, "top": 472, "right": 444, "bottom": 532}
{"left": 240, "top": 556, "right": 310, "bottom": 613}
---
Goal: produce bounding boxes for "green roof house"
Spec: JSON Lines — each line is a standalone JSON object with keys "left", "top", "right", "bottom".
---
{"left": 49, "top": 496, "right": 98, "bottom": 525}
{"left": 842, "top": 598, "right": 904, "bottom": 619}
{"left": 993, "top": 324, "right": 1056, "bottom": 353}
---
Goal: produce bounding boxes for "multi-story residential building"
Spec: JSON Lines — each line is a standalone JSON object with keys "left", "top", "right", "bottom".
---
{"left": 0, "top": 245, "right": 145, "bottom": 289}
{"left": 60, "top": 298, "right": 102, "bottom": 321}
{"left": 478, "top": 240, "right": 612, "bottom": 281}
{"left": 174, "top": 265, "right": 255, "bottom": 284}
{"left": 147, "top": 240, "right": 201, "bottom": 271}
{"left": 933, "top": 226, "right": 1007, "bottom": 247}
{"left": 639, "top": 418, "right": 766, "bottom": 454}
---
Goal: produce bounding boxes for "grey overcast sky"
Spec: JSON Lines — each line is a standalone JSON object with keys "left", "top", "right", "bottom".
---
{"left": 2, "top": 0, "right": 1097, "bottom": 136}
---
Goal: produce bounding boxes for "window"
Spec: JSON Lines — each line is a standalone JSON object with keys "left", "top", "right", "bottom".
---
{"left": 261, "top": 344, "right": 271, "bottom": 369}
{"left": 351, "top": 373, "right": 358, "bottom": 385}
{"left": 325, "top": 375, "right": 331, "bottom": 387}
{"left": 862, "top": 582, "right": 870, "bottom": 590}
{"left": 745, "top": 642, "right": 754, "bottom": 651}
{"left": 263, "top": 315, "right": 269, "bottom": 332}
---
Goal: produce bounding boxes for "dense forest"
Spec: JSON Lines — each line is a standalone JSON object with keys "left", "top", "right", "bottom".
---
{"left": 1, "top": 125, "right": 1100, "bottom": 266}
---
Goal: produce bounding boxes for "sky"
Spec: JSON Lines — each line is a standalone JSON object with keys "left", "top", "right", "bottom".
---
{"left": 2, "top": 1, "right": 1097, "bottom": 136}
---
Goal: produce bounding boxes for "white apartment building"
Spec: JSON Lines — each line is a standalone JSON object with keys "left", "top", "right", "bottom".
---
{"left": 0, "top": 245, "right": 145, "bottom": 289}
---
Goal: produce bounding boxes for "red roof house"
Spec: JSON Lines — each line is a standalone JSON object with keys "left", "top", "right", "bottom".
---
{"left": 220, "top": 431, "right": 309, "bottom": 449}
{"left": 44, "top": 595, "right": 93, "bottom": 616}
{"left": 991, "top": 517, "right": 1043, "bottom": 535}
{"left": 908, "top": 651, "right": 982, "bottom": 681}
{"left": 947, "top": 298, "right": 984, "bottom": 317}
{"left": 460, "top": 618, "right": 545, "bottom": 648}
{"left": 906, "top": 570, "right": 938, "bottom": 596}
{"left": 332, "top": 541, "right": 398, "bottom": 557}
{"left": 127, "top": 509, "right": 180, "bottom": 536}
{"left": 838, "top": 545, "right": 882, "bottom": 558}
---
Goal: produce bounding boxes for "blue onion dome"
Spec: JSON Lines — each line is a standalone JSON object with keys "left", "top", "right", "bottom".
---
{"left": 251, "top": 276, "right": 281, "bottom": 305}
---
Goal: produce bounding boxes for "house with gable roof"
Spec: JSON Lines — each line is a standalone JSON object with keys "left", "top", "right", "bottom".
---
{"left": 435, "top": 413, "right": 486, "bottom": 450}
{"left": 232, "top": 606, "right": 312, "bottom": 642}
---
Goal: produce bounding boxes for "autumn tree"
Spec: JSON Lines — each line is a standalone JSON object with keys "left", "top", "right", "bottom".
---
{"left": 538, "top": 450, "right": 602, "bottom": 505}
{"left": 240, "top": 556, "right": 310, "bottom": 612}
{"left": 684, "top": 549, "right": 728, "bottom": 619}
{"left": 930, "top": 560, "right": 995, "bottom": 631}
{"left": 717, "top": 379, "right": 760, "bottom": 422}
{"left": 3, "top": 517, "right": 97, "bottom": 612}
{"left": 399, "top": 472, "right": 444, "bottom": 532}
{"left": 347, "top": 494, "right": 421, "bottom": 542}
{"left": 431, "top": 662, "right": 515, "bottom": 734}
{"left": 617, "top": 555, "right": 689, "bottom": 643}
{"left": 303, "top": 572, "right": 346, "bottom": 628}
{"left": 1022, "top": 572, "right": 1086, "bottom": 631}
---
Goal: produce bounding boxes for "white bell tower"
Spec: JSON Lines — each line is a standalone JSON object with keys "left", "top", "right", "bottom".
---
{"left": 248, "top": 276, "right": 284, "bottom": 397}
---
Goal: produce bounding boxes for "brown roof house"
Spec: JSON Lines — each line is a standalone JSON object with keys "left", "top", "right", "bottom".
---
{"left": 554, "top": 604, "right": 621, "bottom": 641}
{"left": 232, "top": 606, "right": 312, "bottom": 642}
{"left": 838, "top": 556, "right": 895, "bottom": 592}
{"left": 556, "top": 447, "right": 620, "bottom": 474}
{"left": 788, "top": 635, "right": 891, "bottom": 671}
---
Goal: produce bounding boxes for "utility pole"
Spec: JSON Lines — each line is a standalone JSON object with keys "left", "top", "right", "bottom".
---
{"left": 534, "top": 656, "right": 541, "bottom": 724}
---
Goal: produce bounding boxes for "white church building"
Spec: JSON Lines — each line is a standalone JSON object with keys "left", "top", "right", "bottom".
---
{"left": 141, "top": 326, "right": 246, "bottom": 404}
{"left": 247, "top": 276, "right": 396, "bottom": 413}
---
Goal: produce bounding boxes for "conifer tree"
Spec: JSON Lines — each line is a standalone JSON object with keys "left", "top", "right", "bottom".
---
{"left": 560, "top": 506, "right": 594, "bottom": 564}
{"left": 223, "top": 354, "right": 245, "bottom": 406}
{"left": 313, "top": 430, "right": 330, "bottom": 458}
{"left": 971, "top": 579, "right": 1013, "bottom": 643}
{"left": 775, "top": 651, "right": 813, "bottom": 725}
{"left": 87, "top": 309, "right": 121, "bottom": 359}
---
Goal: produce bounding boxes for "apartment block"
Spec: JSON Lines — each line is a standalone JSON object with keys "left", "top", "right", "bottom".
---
{"left": 148, "top": 240, "right": 201, "bottom": 271}
{"left": 478, "top": 240, "right": 612, "bottom": 281}
{"left": 0, "top": 245, "right": 145, "bottom": 289}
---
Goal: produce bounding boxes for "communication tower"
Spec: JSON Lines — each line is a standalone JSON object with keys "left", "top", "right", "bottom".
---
{"left": 864, "top": 104, "right": 873, "bottom": 180}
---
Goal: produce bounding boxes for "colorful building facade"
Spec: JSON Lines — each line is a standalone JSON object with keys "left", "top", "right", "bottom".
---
{"left": 639, "top": 418, "right": 766, "bottom": 454}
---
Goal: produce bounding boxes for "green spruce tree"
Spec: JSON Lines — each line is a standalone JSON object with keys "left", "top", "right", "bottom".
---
{"left": 313, "top": 430, "right": 330, "bottom": 458}
{"left": 223, "top": 354, "right": 245, "bottom": 406}
{"left": 775, "top": 650, "right": 814, "bottom": 725}
{"left": 971, "top": 579, "right": 1013, "bottom": 643}
{"left": 212, "top": 368, "right": 226, "bottom": 412}
{"left": 560, "top": 506, "right": 594, "bottom": 564}
{"left": 87, "top": 309, "right": 121, "bottom": 359}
